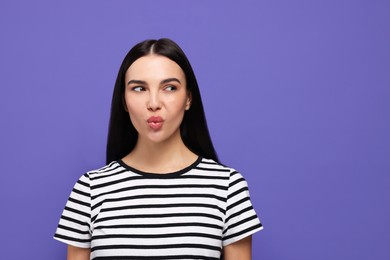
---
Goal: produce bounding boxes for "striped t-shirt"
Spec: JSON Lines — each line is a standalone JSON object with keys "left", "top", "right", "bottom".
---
{"left": 54, "top": 157, "right": 263, "bottom": 259}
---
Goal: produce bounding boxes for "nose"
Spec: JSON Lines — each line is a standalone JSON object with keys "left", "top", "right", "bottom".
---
{"left": 147, "top": 91, "right": 161, "bottom": 111}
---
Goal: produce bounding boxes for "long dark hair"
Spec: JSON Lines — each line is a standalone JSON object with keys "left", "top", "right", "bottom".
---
{"left": 106, "top": 38, "right": 219, "bottom": 164}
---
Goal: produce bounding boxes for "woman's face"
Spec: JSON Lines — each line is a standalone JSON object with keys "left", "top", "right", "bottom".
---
{"left": 124, "top": 54, "right": 191, "bottom": 145}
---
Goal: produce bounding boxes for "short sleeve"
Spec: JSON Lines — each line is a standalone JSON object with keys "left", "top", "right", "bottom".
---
{"left": 223, "top": 171, "right": 263, "bottom": 246}
{"left": 54, "top": 173, "right": 91, "bottom": 248}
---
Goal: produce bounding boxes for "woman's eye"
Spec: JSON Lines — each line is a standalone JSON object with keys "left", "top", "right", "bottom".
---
{"left": 132, "top": 86, "right": 145, "bottom": 92}
{"left": 165, "top": 85, "right": 177, "bottom": 91}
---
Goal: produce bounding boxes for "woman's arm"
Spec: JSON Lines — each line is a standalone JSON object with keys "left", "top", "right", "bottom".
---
{"left": 67, "top": 245, "right": 90, "bottom": 260}
{"left": 223, "top": 235, "right": 252, "bottom": 260}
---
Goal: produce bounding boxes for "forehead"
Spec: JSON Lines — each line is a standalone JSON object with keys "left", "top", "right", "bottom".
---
{"left": 125, "top": 55, "right": 185, "bottom": 81}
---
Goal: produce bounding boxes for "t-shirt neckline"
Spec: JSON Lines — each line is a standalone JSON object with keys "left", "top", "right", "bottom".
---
{"left": 117, "top": 156, "right": 202, "bottom": 178}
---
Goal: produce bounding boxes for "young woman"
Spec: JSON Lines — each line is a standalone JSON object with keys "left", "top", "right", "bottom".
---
{"left": 54, "top": 38, "right": 263, "bottom": 260}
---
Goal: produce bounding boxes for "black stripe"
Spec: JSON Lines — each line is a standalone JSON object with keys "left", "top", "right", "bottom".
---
{"left": 225, "top": 205, "right": 254, "bottom": 224}
{"left": 91, "top": 243, "right": 220, "bottom": 252}
{"left": 54, "top": 233, "right": 90, "bottom": 243}
{"left": 223, "top": 222, "right": 263, "bottom": 241}
{"left": 181, "top": 174, "right": 229, "bottom": 180}
{"left": 92, "top": 232, "right": 221, "bottom": 241}
{"left": 230, "top": 171, "right": 239, "bottom": 177}
{"left": 92, "top": 193, "right": 225, "bottom": 211}
{"left": 228, "top": 186, "right": 249, "bottom": 200}
{"left": 223, "top": 214, "right": 258, "bottom": 235}
{"left": 72, "top": 187, "right": 89, "bottom": 197}
{"left": 195, "top": 167, "right": 230, "bottom": 172}
{"left": 61, "top": 215, "right": 89, "bottom": 227}
{"left": 227, "top": 197, "right": 250, "bottom": 212}
{"left": 94, "top": 212, "right": 222, "bottom": 224}
{"left": 64, "top": 206, "right": 90, "bottom": 218}
{"left": 93, "top": 174, "right": 228, "bottom": 191}
{"left": 57, "top": 224, "right": 90, "bottom": 235}
{"left": 69, "top": 197, "right": 89, "bottom": 207}
{"left": 100, "top": 203, "right": 224, "bottom": 214}
{"left": 200, "top": 160, "right": 218, "bottom": 165}
{"left": 229, "top": 177, "right": 245, "bottom": 188}
{"left": 92, "top": 175, "right": 142, "bottom": 190}
{"left": 94, "top": 222, "right": 223, "bottom": 231}
{"left": 91, "top": 184, "right": 227, "bottom": 200}
{"left": 77, "top": 178, "right": 89, "bottom": 188}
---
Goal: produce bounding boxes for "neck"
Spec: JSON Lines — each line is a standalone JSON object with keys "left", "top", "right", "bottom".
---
{"left": 123, "top": 134, "right": 198, "bottom": 174}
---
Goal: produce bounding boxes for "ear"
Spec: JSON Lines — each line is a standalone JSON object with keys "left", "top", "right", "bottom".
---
{"left": 185, "top": 92, "right": 192, "bottom": 110}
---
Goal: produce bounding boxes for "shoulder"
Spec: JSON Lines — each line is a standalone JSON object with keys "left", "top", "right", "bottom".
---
{"left": 84, "top": 161, "right": 123, "bottom": 179}
{"left": 72, "top": 161, "right": 125, "bottom": 188}
{"left": 71, "top": 161, "right": 129, "bottom": 195}
{"left": 196, "top": 158, "right": 234, "bottom": 173}
{"left": 197, "top": 158, "right": 246, "bottom": 181}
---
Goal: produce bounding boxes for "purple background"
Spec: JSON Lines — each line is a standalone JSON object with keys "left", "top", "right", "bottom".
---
{"left": 1, "top": 0, "right": 389, "bottom": 259}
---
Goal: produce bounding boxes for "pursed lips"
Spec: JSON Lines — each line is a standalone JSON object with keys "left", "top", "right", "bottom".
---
{"left": 147, "top": 116, "right": 164, "bottom": 130}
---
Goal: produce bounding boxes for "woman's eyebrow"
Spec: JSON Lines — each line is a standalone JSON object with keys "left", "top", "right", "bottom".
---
{"left": 161, "top": 78, "right": 181, "bottom": 84}
{"left": 127, "top": 80, "right": 146, "bottom": 85}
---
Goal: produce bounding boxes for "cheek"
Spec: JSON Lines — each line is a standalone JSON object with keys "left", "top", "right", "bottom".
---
{"left": 125, "top": 102, "right": 144, "bottom": 127}
{"left": 125, "top": 95, "right": 142, "bottom": 114}
{"left": 127, "top": 106, "right": 142, "bottom": 122}
{"left": 167, "top": 100, "right": 187, "bottom": 117}
{"left": 127, "top": 109, "right": 143, "bottom": 134}
{"left": 167, "top": 94, "right": 188, "bottom": 109}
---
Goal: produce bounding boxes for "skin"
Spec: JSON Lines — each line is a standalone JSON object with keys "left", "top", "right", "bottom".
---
{"left": 223, "top": 236, "right": 252, "bottom": 260}
{"left": 67, "top": 54, "right": 253, "bottom": 259}
{"left": 122, "top": 54, "right": 196, "bottom": 172}
{"left": 67, "top": 245, "right": 90, "bottom": 260}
